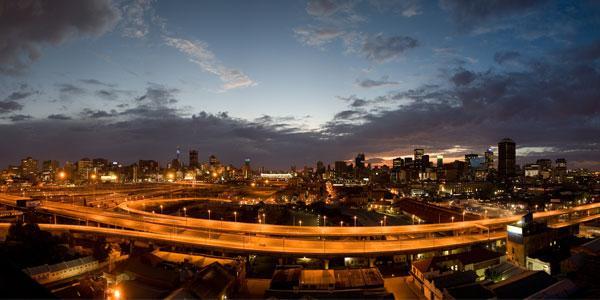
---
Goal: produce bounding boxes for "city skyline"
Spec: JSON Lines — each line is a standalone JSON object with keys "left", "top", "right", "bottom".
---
{"left": 1, "top": 0, "right": 599, "bottom": 170}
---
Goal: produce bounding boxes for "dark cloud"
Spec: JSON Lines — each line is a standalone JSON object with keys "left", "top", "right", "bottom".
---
{"left": 4, "top": 91, "right": 35, "bottom": 101}
{"left": 81, "top": 108, "right": 117, "bottom": 119}
{"left": 96, "top": 89, "right": 119, "bottom": 100}
{"left": 6, "top": 114, "right": 33, "bottom": 122}
{"left": 0, "top": 0, "right": 120, "bottom": 75}
{"left": 57, "top": 83, "right": 85, "bottom": 95}
{"left": 0, "top": 101, "right": 23, "bottom": 114}
{"left": 80, "top": 79, "right": 116, "bottom": 87}
{"left": 360, "top": 34, "right": 418, "bottom": 62}
{"left": 450, "top": 69, "right": 476, "bottom": 86}
{"left": 135, "top": 84, "right": 179, "bottom": 106}
{"left": 440, "top": 0, "right": 548, "bottom": 30}
{"left": 356, "top": 75, "right": 399, "bottom": 88}
{"left": 494, "top": 51, "right": 521, "bottom": 64}
{"left": 47, "top": 114, "right": 71, "bottom": 120}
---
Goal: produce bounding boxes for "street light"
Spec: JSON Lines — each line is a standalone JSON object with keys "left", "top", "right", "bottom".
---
{"left": 340, "top": 221, "right": 343, "bottom": 227}
{"left": 462, "top": 211, "right": 465, "bottom": 222}
{"left": 380, "top": 220, "right": 383, "bottom": 227}
{"left": 384, "top": 215, "right": 387, "bottom": 226}
{"left": 323, "top": 215, "right": 327, "bottom": 226}
{"left": 299, "top": 220, "right": 302, "bottom": 226}
{"left": 451, "top": 216, "right": 455, "bottom": 223}
{"left": 354, "top": 216, "right": 357, "bottom": 227}
{"left": 160, "top": 204, "right": 163, "bottom": 214}
{"left": 234, "top": 211, "right": 237, "bottom": 222}
{"left": 208, "top": 209, "right": 211, "bottom": 220}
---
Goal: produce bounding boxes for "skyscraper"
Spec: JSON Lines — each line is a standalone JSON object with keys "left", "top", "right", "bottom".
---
{"left": 414, "top": 148, "right": 424, "bottom": 170}
{"left": 355, "top": 153, "right": 365, "bottom": 169}
{"left": 189, "top": 150, "right": 199, "bottom": 168}
{"left": 436, "top": 155, "right": 443, "bottom": 169}
{"left": 484, "top": 147, "right": 494, "bottom": 170}
{"left": 498, "top": 138, "right": 516, "bottom": 178}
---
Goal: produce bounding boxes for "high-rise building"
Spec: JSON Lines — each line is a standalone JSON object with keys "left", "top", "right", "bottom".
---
{"left": 421, "top": 155, "right": 430, "bottom": 168}
{"left": 335, "top": 161, "right": 348, "bottom": 178}
{"left": 436, "top": 155, "right": 443, "bottom": 169}
{"left": 498, "top": 138, "right": 516, "bottom": 178}
{"left": 484, "top": 147, "right": 494, "bottom": 170}
{"left": 189, "top": 150, "right": 199, "bottom": 168}
{"left": 392, "top": 157, "right": 404, "bottom": 168}
{"left": 209, "top": 155, "right": 219, "bottom": 166}
{"left": 465, "top": 154, "right": 479, "bottom": 168}
{"left": 242, "top": 158, "right": 251, "bottom": 179}
{"left": 414, "top": 148, "right": 424, "bottom": 161}
{"left": 20, "top": 157, "right": 38, "bottom": 177}
{"left": 77, "top": 158, "right": 93, "bottom": 181}
{"left": 355, "top": 153, "right": 365, "bottom": 169}
{"left": 536, "top": 159, "right": 552, "bottom": 170}
{"left": 554, "top": 158, "right": 567, "bottom": 178}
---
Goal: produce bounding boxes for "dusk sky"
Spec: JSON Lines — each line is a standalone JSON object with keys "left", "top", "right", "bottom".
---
{"left": 1, "top": 0, "right": 599, "bottom": 169}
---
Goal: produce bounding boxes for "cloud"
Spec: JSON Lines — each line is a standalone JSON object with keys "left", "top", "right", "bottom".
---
{"left": 0, "top": 0, "right": 120, "bottom": 75}
{"left": 47, "top": 114, "right": 72, "bottom": 120}
{"left": 0, "top": 101, "right": 23, "bottom": 114}
{"left": 6, "top": 114, "right": 33, "bottom": 122}
{"left": 305, "top": 0, "right": 364, "bottom": 25}
{"left": 80, "top": 79, "right": 115, "bottom": 87}
{"left": 369, "top": 0, "right": 422, "bottom": 17}
{"left": 439, "top": 0, "right": 548, "bottom": 31}
{"left": 81, "top": 109, "right": 117, "bottom": 119}
{"left": 359, "top": 33, "right": 418, "bottom": 62}
{"left": 293, "top": 27, "right": 345, "bottom": 48}
{"left": 164, "top": 37, "right": 256, "bottom": 91}
{"left": 450, "top": 69, "right": 476, "bottom": 86}
{"left": 494, "top": 51, "right": 521, "bottom": 64}
{"left": 4, "top": 91, "right": 36, "bottom": 102}
{"left": 57, "top": 83, "right": 86, "bottom": 95}
{"left": 356, "top": 75, "right": 399, "bottom": 88}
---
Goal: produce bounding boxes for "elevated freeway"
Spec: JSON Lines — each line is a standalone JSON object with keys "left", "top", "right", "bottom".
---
{"left": 1, "top": 192, "right": 598, "bottom": 256}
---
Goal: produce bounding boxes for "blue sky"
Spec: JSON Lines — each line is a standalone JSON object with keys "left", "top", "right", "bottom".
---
{"left": 0, "top": 0, "right": 599, "bottom": 169}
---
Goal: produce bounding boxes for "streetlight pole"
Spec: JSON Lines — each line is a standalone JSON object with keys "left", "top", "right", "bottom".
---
{"left": 451, "top": 216, "right": 455, "bottom": 223}
{"left": 384, "top": 215, "right": 387, "bottom": 226}
{"left": 160, "top": 205, "right": 163, "bottom": 214}
{"left": 340, "top": 221, "right": 343, "bottom": 227}
{"left": 323, "top": 216, "right": 327, "bottom": 226}
{"left": 262, "top": 213, "right": 266, "bottom": 224}
{"left": 462, "top": 211, "right": 465, "bottom": 222}
{"left": 354, "top": 216, "right": 357, "bottom": 227}
{"left": 208, "top": 209, "right": 211, "bottom": 221}
{"left": 299, "top": 220, "right": 302, "bottom": 226}
{"left": 183, "top": 207, "right": 187, "bottom": 225}
{"left": 234, "top": 211, "right": 237, "bottom": 222}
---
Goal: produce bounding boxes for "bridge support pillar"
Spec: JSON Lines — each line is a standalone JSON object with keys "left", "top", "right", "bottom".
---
{"left": 369, "top": 257, "right": 376, "bottom": 267}
{"left": 323, "top": 259, "right": 329, "bottom": 269}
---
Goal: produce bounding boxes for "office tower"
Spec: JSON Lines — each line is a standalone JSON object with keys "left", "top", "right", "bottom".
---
{"left": 243, "top": 158, "right": 251, "bottom": 179}
{"left": 413, "top": 148, "right": 424, "bottom": 170}
{"left": 316, "top": 161, "right": 326, "bottom": 176}
{"left": 414, "top": 148, "right": 424, "bottom": 161}
{"left": 209, "top": 155, "right": 219, "bottom": 166}
{"left": 554, "top": 158, "right": 567, "bottom": 178}
{"left": 77, "top": 158, "right": 93, "bottom": 180}
{"left": 355, "top": 153, "right": 366, "bottom": 169}
{"left": 189, "top": 150, "right": 199, "bottom": 168}
{"left": 464, "top": 154, "right": 479, "bottom": 168}
{"left": 484, "top": 147, "right": 494, "bottom": 170}
{"left": 335, "top": 161, "right": 348, "bottom": 178}
{"left": 421, "top": 155, "right": 430, "bottom": 168}
{"left": 20, "top": 157, "right": 38, "bottom": 177}
{"left": 498, "top": 138, "right": 516, "bottom": 178}
{"left": 392, "top": 157, "right": 404, "bottom": 168}
{"left": 436, "top": 155, "right": 443, "bottom": 169}
{"left": 536, "top": 159, "right": 552, "bottom": 170}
